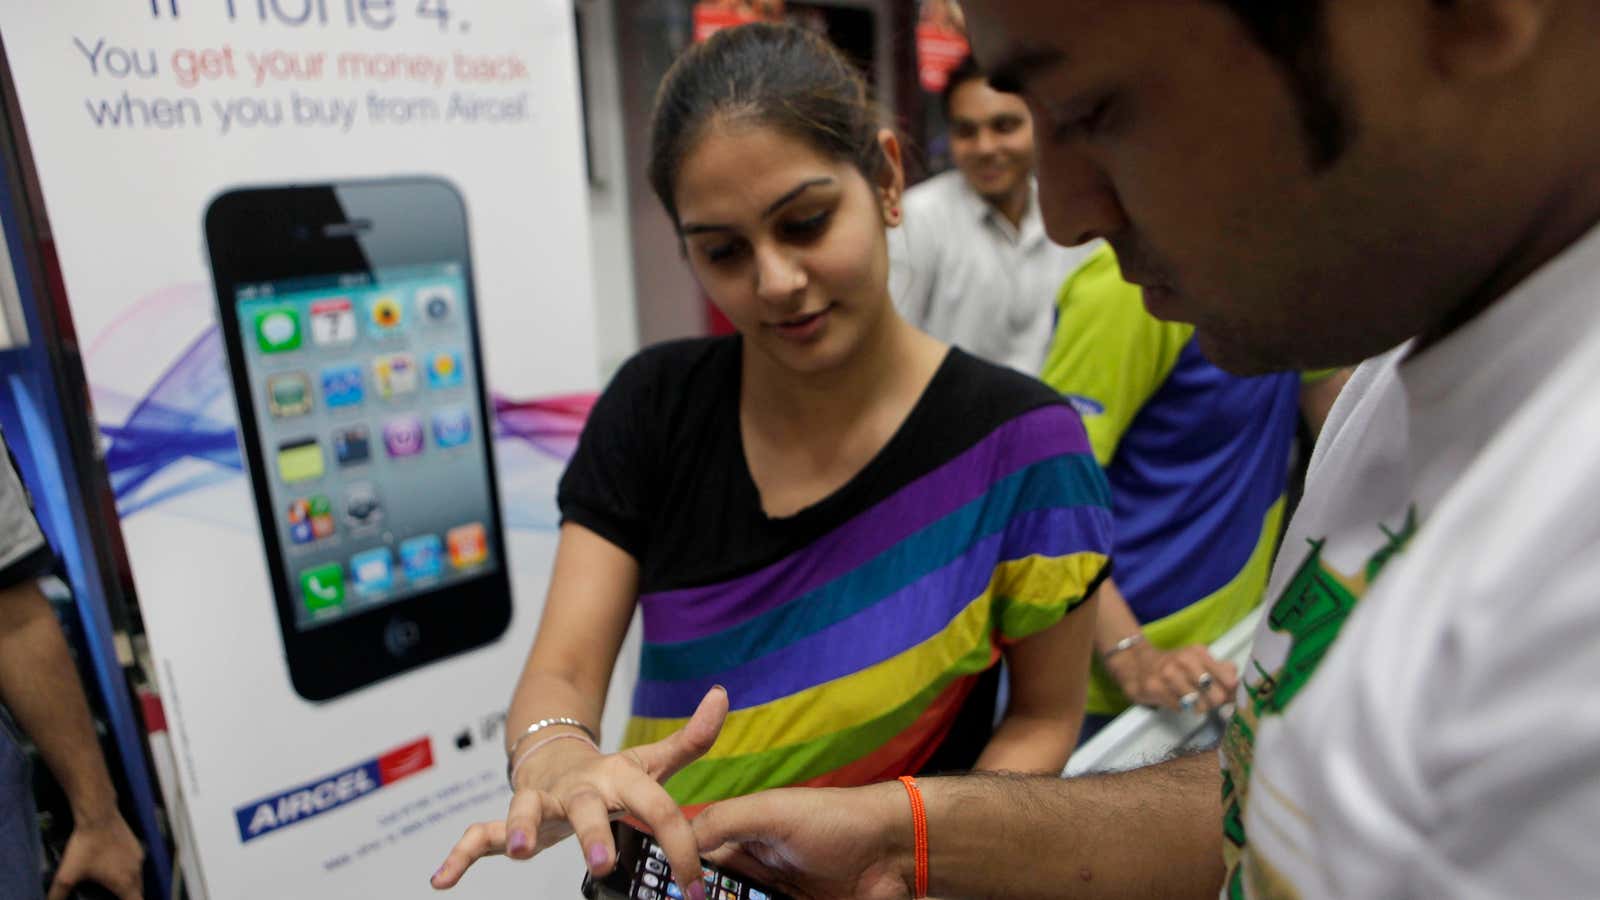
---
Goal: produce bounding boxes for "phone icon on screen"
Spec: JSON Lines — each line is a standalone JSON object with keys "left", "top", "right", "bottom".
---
{"left": 417, "top": 284, "right": 457, "bottom": 324}
{"left": 310, "top": 296, "right": 357, "bottom": 346}
{"left": 400, "top": 534, "right": 444, "bottom": 581}
{"left": 372, "top": 353, "right": 418, "bottom": 399}
{"left": 427, "top": 350, "right": 463, "bottom": 389}
{"left": 254, "top": 306, "right": 301, "bottom": 353}
{"left": 367, "top": 294, "right": 404, "bottom": 336}
{"left": 383, "top": 416, "right": 425, "bottom": 458}
{"left": 351, "top": 548, "right": 394, "bottom": 597}
{"left": 287, "top": 495, "right": 334, "bottom": 544}
{"left": 277, "top": 438, "right": 325, "bottom": 483}
{"left": 333, "top": 425, "right": 371, "bottom": 467}
{"left": 300, "top": 562, "right": 345, "bottom": 612}
{"left": 447, "top": 523, "right": 487, "bottom": 569}
{"left": 267, "top": 372, "right": 312, "bottom": 418}
{"left": 432, "top": 408, "right": 472, "bottom": 448}
{"left": 321, "top": 364, "right": 365, "bottom": 409}
{"left": 344, "top": 482, "right": 383, "bottom": 529}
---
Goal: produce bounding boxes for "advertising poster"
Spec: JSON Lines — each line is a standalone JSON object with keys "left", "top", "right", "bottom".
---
{"left": 915, "top": 0, "right": 968, "bottom": 93}
{"left": 0, "top": 2, "right": 630, "bottom": 896}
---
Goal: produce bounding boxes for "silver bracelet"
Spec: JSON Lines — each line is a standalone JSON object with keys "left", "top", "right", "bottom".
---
{"left": 1103, "top": 632, "right": 1146, "bottom": 661}
{"left": 507, "top": 716, "right": 598, "bottom": 758}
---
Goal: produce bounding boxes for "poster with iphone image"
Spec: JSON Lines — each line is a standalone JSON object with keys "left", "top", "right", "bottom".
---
{"left": 206, "top": 178, "right": 511, "bottom": 702}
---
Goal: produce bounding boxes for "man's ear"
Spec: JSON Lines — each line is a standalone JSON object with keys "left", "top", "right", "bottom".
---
{"left": 875, "top": 128, "right": 905, "bottom": 224}
{"left": 1430, "top": 0, "right": 1550, "bottom": 81}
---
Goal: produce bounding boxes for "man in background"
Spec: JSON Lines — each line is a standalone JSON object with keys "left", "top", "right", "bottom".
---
{"left": 0, "top": 430, "right": 143, "bottom": 900}
{"left": 891, "top": 56, "right": 1098, "bottom": 371}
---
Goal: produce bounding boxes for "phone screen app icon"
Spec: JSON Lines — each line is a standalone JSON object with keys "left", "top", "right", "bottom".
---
{"left": 267, "top": 372, "right": 312, "bottom": 418}
{"left": 426, "top": 350, "right": 463, "bottom": 389}
{"left": 254, "top": 306, "right": 302, "bottom": 354}
{"left": 371, "top": 353, "right": 418, "bottom": 399}
{"left": 343, "top": 481, "right": 383, "bottom": 529}
{"left": 321, "top": 364, "right": 365, "bottom": 409}
{"left": 447, "top": 523, "right": 487, "bottom": 569}
{"left": 310, "top": 297, "right": 357, "bottom": 346}
{"left": 277, "top": 438, "right": 325, "bottom": 483}
{"left": 417, "top": 284, "right": 457, "bottom": 325}
{"left": 366, "top": 294, "right": 404, "bottom": 336}
{"left": 333, "top": 425, "right": 371, "bottom": 467}
{"left": 350, "top": 548, "right": 394, "bottom": 597}
{"left": 432, "top": 408, "right": 472, "bottom": 449}
{"left": 400, "top": 534, "right": 444, "bottom": 581}
{"left": 287, "top": 495, "right": 334, "bottom": 544}
{"left": 299, "top": 562, "right": 345, "bottom": 612}
{"left": 383, "top": 416, "right": 425, "bottom": 458}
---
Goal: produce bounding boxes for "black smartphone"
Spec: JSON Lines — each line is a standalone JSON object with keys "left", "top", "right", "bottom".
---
{"left": 581, "top": 821, "right": 793, "bottom": 900}
{"left": 205, "top": 177, "right": 512, "bottom": 702}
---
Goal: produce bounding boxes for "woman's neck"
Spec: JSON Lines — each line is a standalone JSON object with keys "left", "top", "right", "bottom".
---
{"left": 740, "top": 307, "right": 937, "bottom": 442}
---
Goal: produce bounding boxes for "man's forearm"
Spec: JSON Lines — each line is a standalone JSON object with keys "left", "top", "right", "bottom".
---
{"left": 0, "top": 581, "right": 121, "bottom": 823}
{"left": 918, "top": 753, "right": 1225, "bottom": 899}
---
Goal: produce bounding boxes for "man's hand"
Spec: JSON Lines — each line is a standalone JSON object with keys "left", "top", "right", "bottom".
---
{"left": 47, "top": 814, "right": 144, "bottom": 900}
{"left": 692, "top": 783, "right": 912, "bottom": 900}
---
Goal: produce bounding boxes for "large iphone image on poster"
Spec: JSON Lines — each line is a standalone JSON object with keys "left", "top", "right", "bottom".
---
{"left": 206, "top": 178, "right": 512, "bottom": 701}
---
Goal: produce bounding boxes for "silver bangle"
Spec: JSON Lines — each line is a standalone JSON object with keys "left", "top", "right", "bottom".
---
{"left": 1103, "top": 632, "right": 1146, "bottom": 661}
{"left": 507, "top": 716, "right": 598, "bottom": 758}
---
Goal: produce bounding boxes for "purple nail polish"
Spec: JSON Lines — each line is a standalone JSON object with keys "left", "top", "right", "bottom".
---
{"left": 588, "top": 843, "right": 609, "bottom": 867}
{"left": 508, "top": 829, "right": 530, "bottom": 854}
{"left": 688, "top": 880, "right": 707, "bottom": 900}
{"left": 431, "top": 865, "right": 445, "bottom": 883}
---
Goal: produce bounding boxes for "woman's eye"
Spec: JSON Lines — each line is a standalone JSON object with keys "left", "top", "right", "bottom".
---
{"left": 704, "top": 241, "right": 745, "bottom": 264}
{"left": 782, "top": 211, "right": 831, "bottom": 239}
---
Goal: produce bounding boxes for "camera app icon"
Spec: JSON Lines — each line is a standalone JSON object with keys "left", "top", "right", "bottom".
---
{"left": 416, "top": 284, "right": 457, "bottom": 325}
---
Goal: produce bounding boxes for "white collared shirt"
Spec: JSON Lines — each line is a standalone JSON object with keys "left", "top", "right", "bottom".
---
{"left": 889, "top": 170, "right": 1097, "bottom": 372}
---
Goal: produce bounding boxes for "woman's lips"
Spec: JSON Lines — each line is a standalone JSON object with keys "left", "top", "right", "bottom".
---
{"left": 770, "top": 307, "right": 831, "bottom": 342}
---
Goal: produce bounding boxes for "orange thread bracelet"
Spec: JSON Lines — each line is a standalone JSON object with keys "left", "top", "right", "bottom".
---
{"left": 898, "top": 776, "right": 929, "bottom": 898}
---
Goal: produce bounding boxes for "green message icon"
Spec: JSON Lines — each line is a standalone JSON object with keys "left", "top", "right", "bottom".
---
{"left": 255, "top": 306, "right": 302, "bottom": 353}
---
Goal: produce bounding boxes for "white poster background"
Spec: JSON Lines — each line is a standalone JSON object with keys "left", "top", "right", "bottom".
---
{"left": 0, "top": 3, "right": 634, "bottom": 896}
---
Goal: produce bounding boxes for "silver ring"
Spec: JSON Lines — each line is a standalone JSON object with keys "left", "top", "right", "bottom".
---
{"left": 1197, "top": 673, "right": 1214, "bottom": 691}
{"left": 1179, "top": 691, "right": 1200, "bottom": 713}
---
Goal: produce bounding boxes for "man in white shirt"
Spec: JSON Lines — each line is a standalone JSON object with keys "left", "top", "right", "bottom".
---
{"left": 890, "top": 56, "right": 1097, "bottom": 372}
{"left": 655, "top": 2, "right": 1600, "bottom": 897}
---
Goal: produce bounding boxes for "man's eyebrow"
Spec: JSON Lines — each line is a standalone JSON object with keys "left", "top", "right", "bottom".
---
{"left": 681, "top": 178, "right": 835, "bottom": 235}
{"left": 986, "top": 47, "right": 1068, "bottom": 94}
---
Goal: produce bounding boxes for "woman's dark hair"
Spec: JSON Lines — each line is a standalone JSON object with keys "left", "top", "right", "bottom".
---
{"left": 648, "top": 23, "right": 887, "bottom": 229}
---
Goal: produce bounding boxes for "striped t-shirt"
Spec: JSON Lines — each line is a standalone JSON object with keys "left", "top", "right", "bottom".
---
{"left": 559, "top": 337, "right": 1113, "bottom": 808}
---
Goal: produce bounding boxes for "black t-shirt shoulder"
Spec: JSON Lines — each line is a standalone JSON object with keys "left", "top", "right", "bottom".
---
{"left": 559, "top": 337, "right": 1073, "bottom": 588}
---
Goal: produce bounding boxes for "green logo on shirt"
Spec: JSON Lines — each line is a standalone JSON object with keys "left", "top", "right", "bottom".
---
{"left": 1220, "top": 508, "right": 1418, "bottom": 894}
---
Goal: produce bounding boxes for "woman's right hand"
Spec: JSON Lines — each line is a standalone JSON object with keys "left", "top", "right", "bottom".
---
{"left": 431, "top": 686, "right": 728, "bottom": 898}
{"left": 1106, "top": 641, "right": 1237, "bottom": 713}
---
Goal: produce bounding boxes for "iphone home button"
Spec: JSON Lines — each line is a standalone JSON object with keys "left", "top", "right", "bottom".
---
{"left": 384, "top": 617, "right": 421, "bottom": 657}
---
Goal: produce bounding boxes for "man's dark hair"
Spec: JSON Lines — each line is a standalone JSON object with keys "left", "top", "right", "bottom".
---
{"left": 940, "top": 55, "right": 986, "bottom": 119}
{"left": 1215, "top": 0, "right": 1352, "bottom": 168}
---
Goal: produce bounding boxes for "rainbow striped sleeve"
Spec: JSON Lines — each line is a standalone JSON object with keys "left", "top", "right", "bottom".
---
{"left": 621, "top": 404, "right": 1113, "bottom": 807}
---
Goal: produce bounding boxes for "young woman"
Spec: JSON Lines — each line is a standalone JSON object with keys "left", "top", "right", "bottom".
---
{"left": 432, "top": 23, "right": 1113, "bottom": 896}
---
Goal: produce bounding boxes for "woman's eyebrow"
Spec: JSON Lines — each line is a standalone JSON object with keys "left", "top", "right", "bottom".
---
{"left": 681, "top": 177, "right": 836, "bottom": 235}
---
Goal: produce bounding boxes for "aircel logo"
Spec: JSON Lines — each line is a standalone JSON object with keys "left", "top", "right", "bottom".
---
{"left": 233, "top": 737, "right": 433, "bottom": 843}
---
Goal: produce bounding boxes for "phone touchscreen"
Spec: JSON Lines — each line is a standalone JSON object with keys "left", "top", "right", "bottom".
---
{"left": 583, "top": 823, "right": 790, "bottom": 900}
{"left": 233, "top": 263, "right": 499, "bottom": 631}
